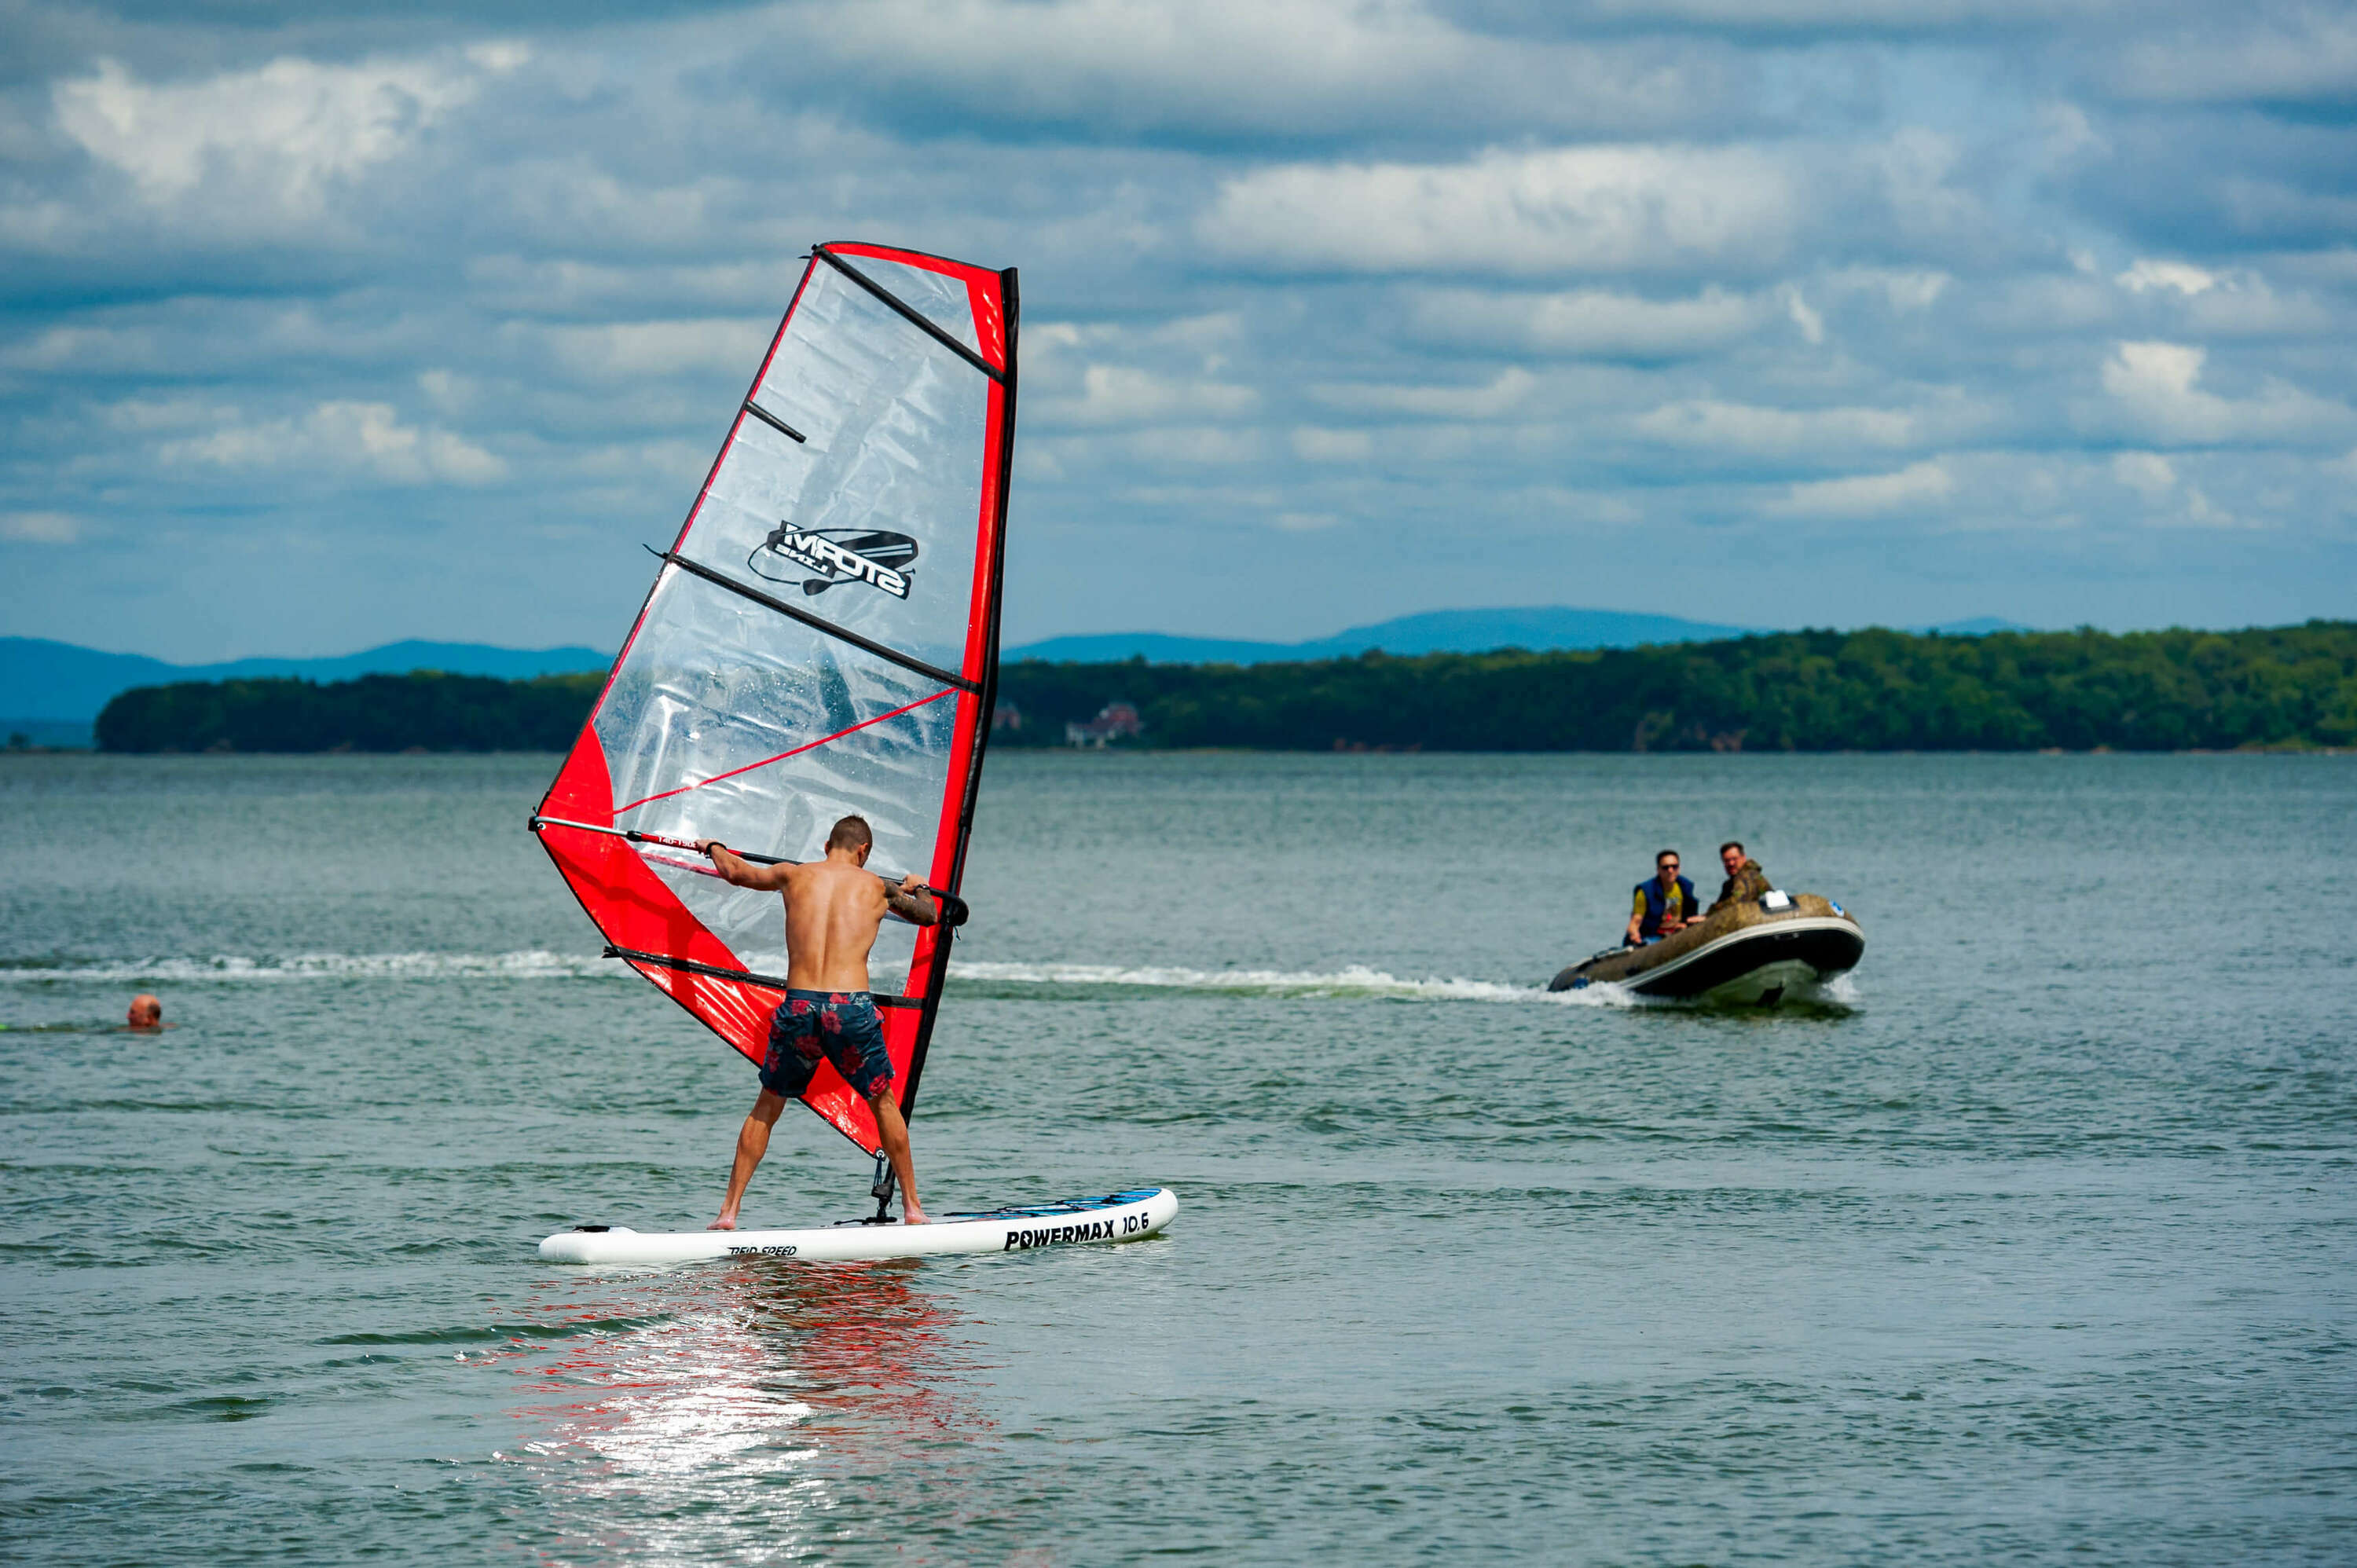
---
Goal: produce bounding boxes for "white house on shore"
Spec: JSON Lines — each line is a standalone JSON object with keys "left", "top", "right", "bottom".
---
{"left": 1065, "top": 701, "right": 1143, "bottom": 749}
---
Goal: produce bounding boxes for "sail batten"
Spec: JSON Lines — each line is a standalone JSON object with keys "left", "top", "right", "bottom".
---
{"left": 536, "top": 243, "right": 1017, "bottom": 1156}
{"left": 603, "top": 945, "right": 929, "bottom": 1006}
{"left": 657, "top": 551, "right": 980, "bottom": 692}
{"left": 612, "top": 685, "right": 959, "bottom": 815}
{"left": 741, "top": 400, "right": 807, "bottom": 443}
{"left": 814, "top": 245, "right": 1006, "bottom": 383}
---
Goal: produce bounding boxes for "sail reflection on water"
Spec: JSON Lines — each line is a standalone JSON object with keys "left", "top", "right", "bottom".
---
{"left": 497, "top": 1264, "right": 998, "bottom": 1559}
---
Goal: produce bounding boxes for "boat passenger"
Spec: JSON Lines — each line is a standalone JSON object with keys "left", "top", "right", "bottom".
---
{"left": 1706, "top": 841, "right": 1773, "bottom": 914}
{"left": 1624, "top": 851, "right": 1699, "bottom": 947}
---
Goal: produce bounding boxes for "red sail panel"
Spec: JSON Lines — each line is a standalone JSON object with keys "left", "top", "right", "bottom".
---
{"left": 535, "top": 243, "right": 1017, "bottom": 1154}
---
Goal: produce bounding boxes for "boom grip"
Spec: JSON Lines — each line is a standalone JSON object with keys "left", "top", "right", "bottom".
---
{"left": 533, "top": 819, "right": 973, "bottom": 925}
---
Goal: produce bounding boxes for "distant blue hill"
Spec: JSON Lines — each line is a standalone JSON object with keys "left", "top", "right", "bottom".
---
{"left": 1918, "top": 616, "right": 2032, "bottom": 636}
{"left": 1, "top": 637, "right": 613, "bottom": 728}
{"left": 1009, "top": 606, "right": 1758, "bottom": 665}
{"left": 5, "top": 611, "right": 2039, "bottom": 745}
{"left": 1008, "top": 607, "right": 2036, "bottom": 665}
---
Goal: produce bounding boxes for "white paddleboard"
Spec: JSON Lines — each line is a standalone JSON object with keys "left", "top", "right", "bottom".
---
{"left": 539, "top": 1187, "right": 1178, "bottom": 1266}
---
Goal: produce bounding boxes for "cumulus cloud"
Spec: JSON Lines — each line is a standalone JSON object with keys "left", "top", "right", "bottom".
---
{"left": 2179, "top": 283, "right": 2337, "bottom": 338}
{"left": 51, "top": 47, "right": 525, "bottom": 232}
{"left": 2106, "top": 445, "right": 2271, "bottom": 528}
{"left": 159, "top": 401, "right": 505, "bottom": 485}
{"left": 1032, "top": 365, "right": 1261, "bottom": 429}
{"left": 102, "top": 396, "right": 223, "bottom": 433}
{"left": 1314, "top": 367, "right": 1537, "bottom": 419}
{"left": 1197, "top": 130, "right": 1995, "bottom": 277}
{"left": 2102, "top": 7, "right": 2357, "bottom": 104}
{"left": 2, "top": 1, "right": 2355, "bottom": 654}
{"left": 2105, "top": 265, "right": 2337, "bottom": 337}
{"left": 1098, "top": 425, "right": 1266, "bottom": 465}
{"left": 1198, "top": 143, "right": 1804, "bottom": 275}
{"left": 1015, "top": 316, "right": 1266, "bottom": 437}
{"left": 1, "top": 324, "right": 163, "bottom": 374}
{"left": 1784, "top": 289, "right": 1825, "bottom": 344}
{"left": 1633, "top": 398, "right": 1922, "bottom": 455}
{"left": 1571, "top": 0, "right": 2096, "bottom": 29}
{"left": 533, "top": 319, "right": 772, "bottom": 383}
{"left": 784, "top": 0, "right": 1721, "bottom": 139}
{"left": 2100, "top": 339, "right": 2354, "bottom": 445}
{"left": 2117, "top": 258, "right": 2221, "bottom": 295}
{"left": 2, "top": 511, "right": 84, "bottom": 543}
{"left": 2112, "top": 450, "right": 2179, "bottom": 498}
{"left": 1292, "top": 427, "right": 1376, "bottom": 462}
{"left": 2105, "top": 339, "right": 2207, "bottom": 399}
{"left": 2108, "top": 449, "right": 2251, "bottom": 528}
{"left": 1403, "top": 284, "right": 1770, "bottom": 356}
{"left": 1970, "top": 272, "right": 2120, "bottom": 335}
{"left": 1769, "top": 459, "right": 1955, "bottom": 518}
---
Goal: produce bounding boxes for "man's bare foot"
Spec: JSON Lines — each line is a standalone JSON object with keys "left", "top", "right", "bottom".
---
{"left": 706, "top": 1214, "right": 739, "bottom": 1231}
{"left": 902, "top": 1204, "right": 928, "bottom": 1225}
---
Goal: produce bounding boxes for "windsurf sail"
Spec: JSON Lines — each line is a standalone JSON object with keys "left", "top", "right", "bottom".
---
{"left": 532, "top": 242, "right": 1017, "bottom": 1156}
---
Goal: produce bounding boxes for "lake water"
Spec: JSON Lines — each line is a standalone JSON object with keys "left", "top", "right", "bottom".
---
{"left": 4, "top": 750, "right": 2353, "bottom": 1565}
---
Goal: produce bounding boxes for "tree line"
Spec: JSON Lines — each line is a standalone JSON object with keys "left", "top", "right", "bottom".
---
{"left": 994, "top": 622, "right": 2357, "bottom": 752}
{"left": 93, "top": 622, "right": 2357, "bottom": 753}
{"left": 97, "top": 671, "right": 604, "bottom": 753}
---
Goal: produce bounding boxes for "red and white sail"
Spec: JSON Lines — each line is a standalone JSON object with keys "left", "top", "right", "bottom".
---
{"left": 533, "top": 243, "right": 1017, "bottom": 1154}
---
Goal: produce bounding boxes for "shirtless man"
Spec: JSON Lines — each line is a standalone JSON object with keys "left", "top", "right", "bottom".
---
{"left": 696, "top": 815, "right": 940, "bottom": 1229}
{"left": 126, "top": 994, "right": 164, "bottom": 1031}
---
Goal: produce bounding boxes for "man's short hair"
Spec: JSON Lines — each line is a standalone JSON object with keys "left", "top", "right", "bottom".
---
{"left": 827, "top": 815, "right": 874, "bottom": 852}
{"left": 1720, "top": 840, "right": 1745, "bottom": 856}
{"left": 1656, "top": 848, "right": 1680, "bottom": 865}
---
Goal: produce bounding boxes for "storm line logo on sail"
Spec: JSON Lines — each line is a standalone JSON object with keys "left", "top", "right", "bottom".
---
{"left": 749, "top": 525, "right": 918, "bottom": 599}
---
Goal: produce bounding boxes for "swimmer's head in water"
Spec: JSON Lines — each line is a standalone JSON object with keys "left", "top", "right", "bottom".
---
{"left": 127, "top": 994, "right": 162, "bottom": 1029}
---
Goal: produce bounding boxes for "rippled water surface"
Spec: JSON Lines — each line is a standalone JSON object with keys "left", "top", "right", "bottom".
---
{"left": 4, "top": 751, "right": 2354, "bottom": 1564}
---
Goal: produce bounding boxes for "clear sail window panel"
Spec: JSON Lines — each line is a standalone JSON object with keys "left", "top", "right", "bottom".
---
{"left": 591, "top": 567, "right": 960, "bottom": 991}
{"left": 840, "top": 251, "right": 988, "bottom": 356}
{"left": 674, "top": 265, "right": 991, "bottom": 676}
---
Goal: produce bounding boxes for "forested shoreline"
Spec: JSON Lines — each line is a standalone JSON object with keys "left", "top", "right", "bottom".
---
{"left": 93, "top": 622, "right": 2357, "bottom": 754}
{"left": 96, "top": 671, "right": 604, "bottom": 753}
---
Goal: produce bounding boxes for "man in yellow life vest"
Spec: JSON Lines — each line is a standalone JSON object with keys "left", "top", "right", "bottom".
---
{"left": 1624, "top": 850, "right": 1699, "bottom": 947}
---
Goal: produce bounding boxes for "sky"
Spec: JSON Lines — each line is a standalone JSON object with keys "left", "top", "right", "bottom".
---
{"left": 2, "top": 0, "right": 2354, "bottom": 662}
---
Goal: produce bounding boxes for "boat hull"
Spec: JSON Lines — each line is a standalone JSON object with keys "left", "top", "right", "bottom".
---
{"left": 1549, "top": 896, "right": 1863, "bottom": 1004}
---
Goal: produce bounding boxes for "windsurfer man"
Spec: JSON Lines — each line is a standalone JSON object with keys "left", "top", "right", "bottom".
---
{"left": 698, "top": 815, "right": 940, "bottom": 1227}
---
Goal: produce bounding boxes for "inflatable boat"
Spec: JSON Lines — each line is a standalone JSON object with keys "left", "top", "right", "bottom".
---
{"left": 1549, "top": 889, "right": 1863, "bottom": 1004}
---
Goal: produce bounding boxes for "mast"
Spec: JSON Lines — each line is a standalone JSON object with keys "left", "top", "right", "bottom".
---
{"left": 901, "top": 264, "right": 1017, "bottom": 1126}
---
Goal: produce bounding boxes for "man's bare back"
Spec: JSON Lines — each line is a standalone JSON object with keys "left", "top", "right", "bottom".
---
{"left": 702, "top": 841, "right": 937, "bottom": 991}
{"left": 695, "top": 816, "right": 938, "bottom": 1229}
{"left": 774, "top": 855, "right": 899, "bottom": 991}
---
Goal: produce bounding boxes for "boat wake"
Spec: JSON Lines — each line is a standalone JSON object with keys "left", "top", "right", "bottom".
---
{"left": 945, "top": 959, "right": 1637, "bottom": 1007}
{"left": 1814, "top": 972, "right": 1863, "bottom": 1006}
{"left": 0, "top": 951, "right": 1766, "bottom": 1010}
{"left": 0, "top": 951, "right": 619, "bottom": 984}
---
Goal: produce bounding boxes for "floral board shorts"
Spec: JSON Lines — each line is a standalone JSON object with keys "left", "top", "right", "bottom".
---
{"left": 761, "top": 990, "right": 895, "bottom": 1102}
